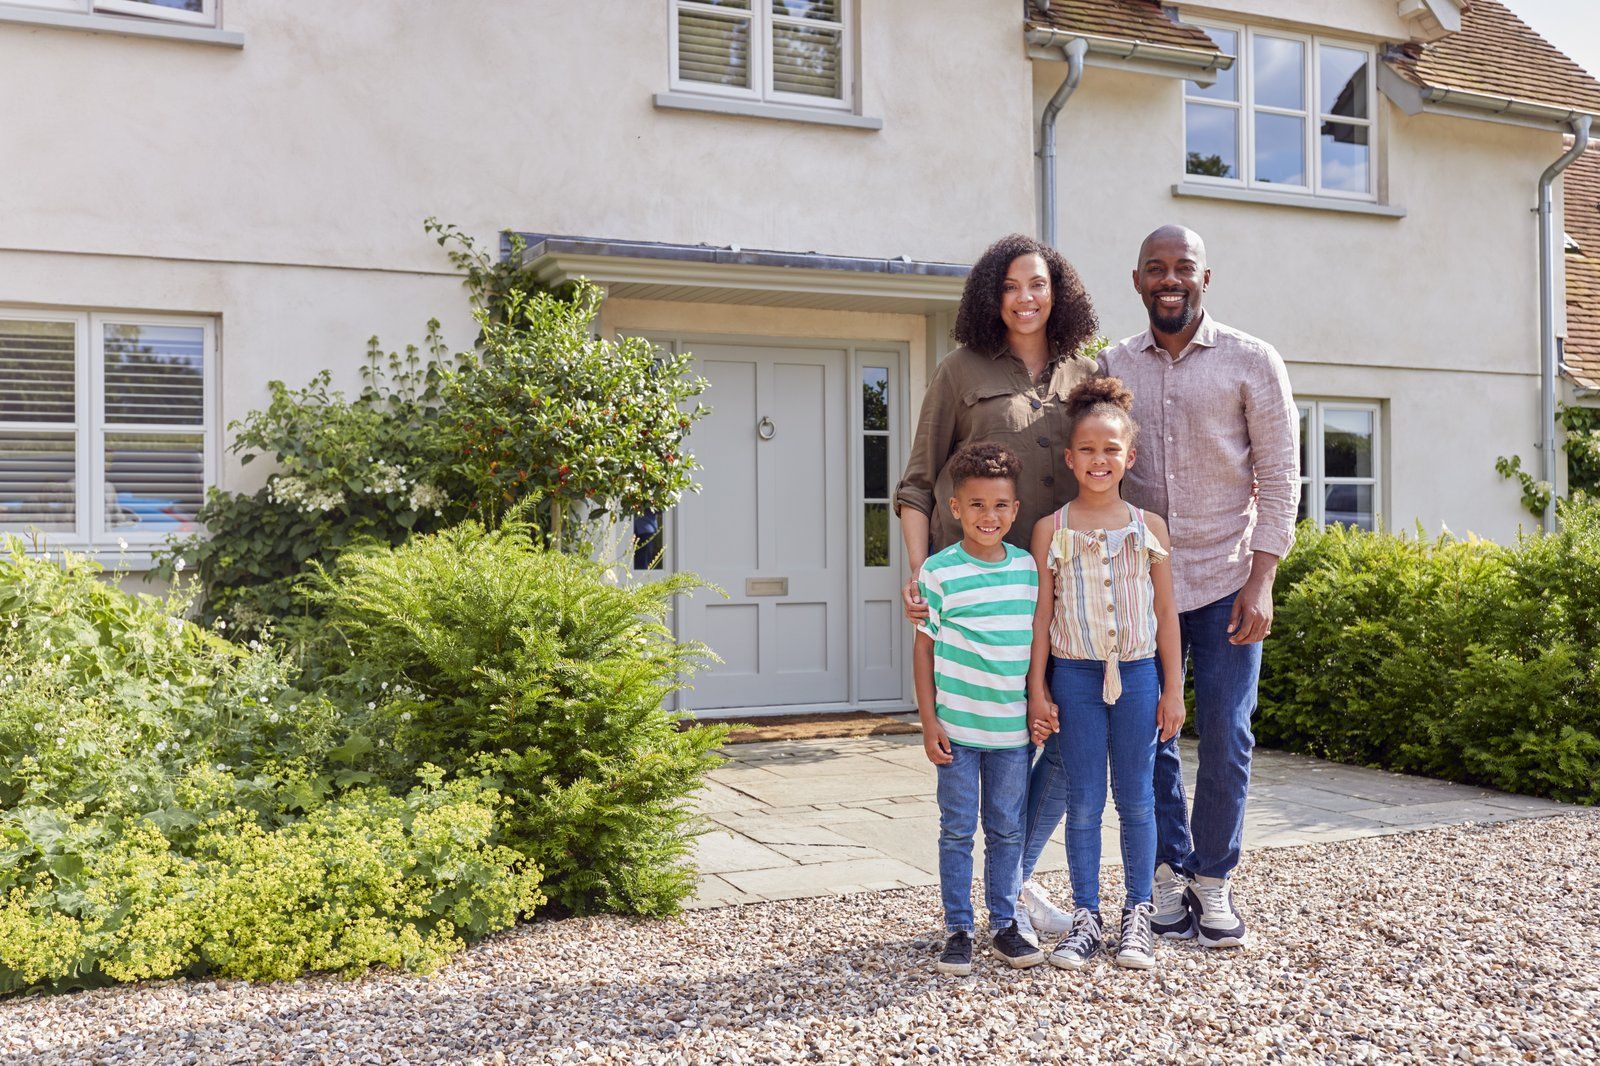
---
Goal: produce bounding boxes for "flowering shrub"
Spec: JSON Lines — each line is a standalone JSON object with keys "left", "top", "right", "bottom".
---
{"left": 1259, "top": 495, "right": 1600, "bottom": 804}
{"left": 305, "top": 514, "right": 728, "bottom": 915}
{"left": 0, "top": 542, "right": 540, "bottom": 994}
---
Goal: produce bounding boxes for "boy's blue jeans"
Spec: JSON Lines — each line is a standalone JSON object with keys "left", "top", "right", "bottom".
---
{"left": 1022, "top": 656, "right": 1158, "bottom": 912}
{"left": 1153, "top": 589, "right": 1261, "bottom": 881}
{"left": 935, "top": 742, "right": 1030, "bottom": 933}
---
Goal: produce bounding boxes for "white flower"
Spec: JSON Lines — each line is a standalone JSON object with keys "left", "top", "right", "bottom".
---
{"left": 380, "top": 681, "right": 389, "bottom": 691}
{"left": 3, "top": 674, "right": 12, "bottom": 684}
{"left": 129, "top": 783, "right": 138, "bottom": 794}
{"left": 42, "top": 637, "right": 52, "bottom": 651}
{"left": 367, "top": 701, "right": 376, "bottom": 710}
{"left": 41, "top": 552, "right": 49, "bottom": 562}
{"left": 408, "top": 482, "right": 448, "bottom": 513}
{"left": 215, "top": 619, "right": 228, "bottom": 630}
{"left": 268, "top": 712, "right": 280, "bottom": 724}
{"left": 117, "top": 537, "right": 129, "bottom": 552}
{"left": 400, "top": 712, "right": 412, "bottom": 722}
{"left": 155, "top": 740, "right": 167, "bottom": 752}
{"left": 33, "top": 721, "right": 44, "bottom": 732}
{"left": 181, "top": 728, "right": 191, "bottom": 738}
{"left": 216, "top": 763, "right": 228, "bottom": 772}
{"left": 8, "top": 618, "right": 16, "bottom": 629}
{"left": 174, "top": 558, "right": 186, "bottom": 573}
{"left": 56, "top": 737, "right": 65, "bottom": 746}
{"left": 160, "top": 679, "right": 170, "bottom": 690}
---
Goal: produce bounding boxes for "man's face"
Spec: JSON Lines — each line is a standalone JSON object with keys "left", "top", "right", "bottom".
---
{"left": 1133, "top": 235, "right": 1209, "bottom": 334}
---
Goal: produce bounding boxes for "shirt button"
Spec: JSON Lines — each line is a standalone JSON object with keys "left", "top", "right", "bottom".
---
{"left": 1030, "top": 398, "right": 1042, "bottom": 410}
{"left": 1108, "top": 628, "right": 1117, "bottom": 637}
{"left": 1037, "top": 436, "right": 1050, "bottom": 448}
{"left": 1168, "top": 474, "right": 1175, "bottom": 480}
{"left": 1103, "top": 579, "right": 1112, "bottom": 587}
{"left": 1042, "top": 475, "right": 1054, "bottom": 486}
{"left": 1107, "top": 603, "right": 1115, "bottom": 613}
{"left": 1165, "top": 399, "right": 1172, "bottom": 405}
{"left": 1166, "top": 435, "right": 1173, "bottom": 442}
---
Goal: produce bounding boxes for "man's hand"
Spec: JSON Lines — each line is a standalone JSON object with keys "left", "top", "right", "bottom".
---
{"left": 1027, "top": 692, "right": 1059, "bottom": 745}
{"left": 902, "top": 573, "right": 931, "bottom": 624}
{"left": 1156, "top": 688, "right": 1186, "bottom": 742}
{"left": 1227, "top": 575, "right": 1274, "bottom": 644}
{"left": 922, "top": 720, "right": 954, "bottom": 765}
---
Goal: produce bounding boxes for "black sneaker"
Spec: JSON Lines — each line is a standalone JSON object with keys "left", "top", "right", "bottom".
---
{"left": 1047, "top": 908, "right": 1103, "bottom": 971}
{"left": 935, "top": 931, "right": 973, "bottom": 975}
{"left": 1186, "top": 880, "right": 1248, "bottom": 949}
{"left": 992, "top": 922, "right": 1046, "bottom": 969}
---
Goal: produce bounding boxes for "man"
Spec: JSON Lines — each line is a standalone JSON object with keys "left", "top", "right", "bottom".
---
{"left": 1098, "top": 225, "right": 1299, "bottom": 949}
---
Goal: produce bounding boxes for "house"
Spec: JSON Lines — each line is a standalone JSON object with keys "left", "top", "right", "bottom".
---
{"left": 1, "top": 0, "right": 1596, "bottom": 720}
{"left": 1564, "top": 138, "right": 1600, "bottom": 399}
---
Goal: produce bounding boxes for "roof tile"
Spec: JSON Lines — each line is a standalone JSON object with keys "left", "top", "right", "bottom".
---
{"left": 1027, "top": 0, "right": 1220, "bottom": 53}
{"left": 1565, "top": 142, "right": 1600, "bottom": 389}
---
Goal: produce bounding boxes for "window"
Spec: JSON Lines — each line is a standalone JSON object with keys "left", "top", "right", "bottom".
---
{"left": 1185, "top": 24, "right": 1375, "bottom": 200}
{"left": 5, "top": 0, "right": 216, "bottom": 25}
{"left": 670, "top": 0, "right": 853, "bottom": 111}
{"left": 1297, "top": 401, "right": 1381, "bottom": 530}
{"left": 861, "top": 365, "right": 890, "bottom": 567}
{"left": 0, "top": 311, "right": 215, "bottom": 552}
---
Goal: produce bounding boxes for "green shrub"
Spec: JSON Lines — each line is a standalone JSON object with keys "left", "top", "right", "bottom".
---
{"left": 304, "top": 515, "right": 728, "bottom": 915}
{"left": 1259, "top": 497, "right": 1600, "bottom": 804}
{"left": 0, "top": 542, "right": 539, "bottom": 994}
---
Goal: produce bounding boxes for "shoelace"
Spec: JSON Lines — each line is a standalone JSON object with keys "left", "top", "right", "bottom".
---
{"left": 1058, "top": 908, "right": 1099, "bottom": 955}
{"left": 1121, "top": 902, "right": 1156, "bottom": 957}
{"left": 1192, "top": 880, "right": 1232, "bottom": 922}
{"left": 1154, "top": 871, "right": 1188, "bottom": 915}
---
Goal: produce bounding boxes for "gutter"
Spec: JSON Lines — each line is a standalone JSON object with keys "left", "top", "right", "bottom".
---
{"left": 1538, "top": 116, "right": 1593, "bottom": 532}
{"left": 1037, "top": 36, "right": 1086, "bottom": 248}
{"left": 1024, "top": 26, "right": 1228, "bottom": 75}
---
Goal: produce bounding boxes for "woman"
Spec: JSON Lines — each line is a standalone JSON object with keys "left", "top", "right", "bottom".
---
{"left": 894, "top": 233, "right": 1099, "bottom": 602}
{"left": 894, "top": 232, "right": 1100, "bottom": 947}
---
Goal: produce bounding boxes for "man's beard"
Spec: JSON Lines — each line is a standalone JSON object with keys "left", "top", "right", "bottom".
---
{"left": 1148, "top": 295, "right": 1196, "bottom": 334}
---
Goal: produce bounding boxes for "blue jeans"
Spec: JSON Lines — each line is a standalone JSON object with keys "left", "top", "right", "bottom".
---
{"left": 935, "top": 743, "right": 1030, "bottom": 933}
{"left": 1153, "top": 589, "right": 1262, "bottom": 881}
{"left": 1039, "top": 656, "right": 1158, "bottom": 911}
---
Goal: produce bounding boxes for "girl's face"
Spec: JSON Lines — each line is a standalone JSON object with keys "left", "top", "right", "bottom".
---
{"left": 1068, "top": 413, "right": 1135, "bottom": 496}
{"left": 1000, "top": 253, "right": 1052, "bottom": 340}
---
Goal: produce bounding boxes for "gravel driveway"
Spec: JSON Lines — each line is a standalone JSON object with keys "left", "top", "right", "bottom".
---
{"left": 2, "top": 812, "right": 1596, "bottom": 1065}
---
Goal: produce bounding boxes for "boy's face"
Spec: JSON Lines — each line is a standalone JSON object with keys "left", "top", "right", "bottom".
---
{"left": 947, "top": 476, "right": 1018, "bottom": 550}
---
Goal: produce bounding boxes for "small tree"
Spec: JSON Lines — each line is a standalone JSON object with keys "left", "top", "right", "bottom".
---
{"left": 439, "top": 281, "right": 709, "bottom": 551}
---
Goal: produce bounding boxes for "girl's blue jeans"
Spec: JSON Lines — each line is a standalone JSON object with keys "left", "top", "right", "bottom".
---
{"left": 1021, "top": 656, "right": 1158, "bottom": 912}
{"left": 935, "top": 742, "right": 1030, "bottom": 933}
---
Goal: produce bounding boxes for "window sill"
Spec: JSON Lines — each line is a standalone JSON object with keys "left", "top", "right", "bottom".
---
{"left": 653, "top": 91, "right": 882, "bottom": 130}
{"left": 1171, "top": 182, "right": 1406, "bottom": 218}
{"left": 0, "top": 6, "right": 243, "bottom": 47}
{"left": 17, "top": 545, "right": 159, "bottom": 572}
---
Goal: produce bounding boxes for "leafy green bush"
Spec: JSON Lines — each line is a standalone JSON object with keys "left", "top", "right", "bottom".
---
{"left": 154, "top": 331, "right": 471, "bottom": 637}
{"left": 1260, "top": 496, "right": 1600, "bottom": 803}
{"left": 0, "top": 541, "right": 539, "bottom": 994}
{"left": 1496, "top": 403, "right": 1600, "bottom": 516}
{"left": 304, "top": 514, "right": 728, "bottom": 915}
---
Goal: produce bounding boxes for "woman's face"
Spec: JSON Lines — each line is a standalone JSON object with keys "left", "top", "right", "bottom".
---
{"left": 1000, "top": 253, "right": 1053, "bottom": 340}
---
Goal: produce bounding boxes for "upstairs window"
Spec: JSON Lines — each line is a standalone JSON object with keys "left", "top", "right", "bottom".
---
{"left": 1185, "top": 24, "right": 1376, "bottom": 200}
{"left": 7, "top": 0, "right": 217, "bottom": 26}
{"left": 671, "top": 0, "right": 854, "bottom": 110}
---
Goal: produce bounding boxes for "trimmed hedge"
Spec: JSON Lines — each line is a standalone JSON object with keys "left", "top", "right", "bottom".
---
{"left": 1258, "top": 497, "right": 1600, "bottom": 804}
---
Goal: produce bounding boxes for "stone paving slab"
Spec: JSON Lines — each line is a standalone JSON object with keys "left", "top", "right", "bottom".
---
{"left": 687, "top": 732, "right": 1581, "bottom": 909}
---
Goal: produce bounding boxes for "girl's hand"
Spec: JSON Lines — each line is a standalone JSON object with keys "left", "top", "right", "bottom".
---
{"left": 923, "top": 721, "right": 954, "bottom": 765}
{"left": 1028, "top": 693, "right": 1059, "bottom": 744}
{"left": 1156, "top": 689, "right": 1186, "bottom": 743}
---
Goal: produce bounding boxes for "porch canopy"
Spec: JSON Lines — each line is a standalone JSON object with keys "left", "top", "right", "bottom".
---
{"left": 515, "top": 234, "right": 970, "bottom": 314}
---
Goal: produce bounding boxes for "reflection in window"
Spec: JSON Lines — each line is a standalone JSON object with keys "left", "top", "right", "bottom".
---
{"left": 1297, "top": 400, "right": 1380, "bottom": 531}
{"left": 862, "top": 367, "right": 890, "bottom": 567}
{"left": 633, "top": 511, "right": 665, "bottom": 571}
{"left": 672, "top": 0, "right": 851, "bottom": 109}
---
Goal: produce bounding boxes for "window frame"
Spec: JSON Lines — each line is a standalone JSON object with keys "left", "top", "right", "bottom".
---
{"left": 94, "top": 0, "right": 215, "bottom": 26}
{"left": 1297, "top": 399, "right": 1382, "bottom": 530}
{"left": 0, "top": 307, "right": 219, "bottom": 555}
{"left": 1184, "top": 21, "right": 1377, "bottom": 203}
{"left": 669, "top": 0, "right": 855, "bottom": 113}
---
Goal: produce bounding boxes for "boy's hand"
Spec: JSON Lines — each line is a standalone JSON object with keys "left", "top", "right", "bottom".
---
{"left": 1028, "top": 693, "right": 1059, "bottom": 745}
{"left": 922, "top": 721, "right": 954, "bottom": 765}
{"left": 1156, "top": 689, "right": 1186, "bottom": 743}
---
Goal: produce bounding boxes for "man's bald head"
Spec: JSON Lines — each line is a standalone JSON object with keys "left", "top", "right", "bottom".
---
{"left": 1138, "top": 225, "right": 1207, "bottom": 269}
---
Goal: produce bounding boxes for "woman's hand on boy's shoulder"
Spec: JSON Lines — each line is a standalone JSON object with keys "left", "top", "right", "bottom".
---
{"left": 922, "top": 720, "right": 954, "bottom": 765}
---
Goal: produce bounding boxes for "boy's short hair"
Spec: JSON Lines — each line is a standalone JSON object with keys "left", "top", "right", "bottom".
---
{"left": 948, "top": 441, "right": 1022, "bottom": 491}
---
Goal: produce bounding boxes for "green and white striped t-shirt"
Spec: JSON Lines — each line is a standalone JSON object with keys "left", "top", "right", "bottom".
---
{"left": 916, "top": 542, "right": 1038, "bottom": 750}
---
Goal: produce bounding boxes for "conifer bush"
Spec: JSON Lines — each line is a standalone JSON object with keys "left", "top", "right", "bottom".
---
{"left": 1259, "top": 496, "right": 1600, "bottom": 804}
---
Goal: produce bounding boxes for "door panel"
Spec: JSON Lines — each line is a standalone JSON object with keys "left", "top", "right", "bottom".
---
{"left": 677, "top": 343, "right": 848, "bottom": 711}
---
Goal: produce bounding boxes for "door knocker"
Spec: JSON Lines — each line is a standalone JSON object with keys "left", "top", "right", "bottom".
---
{"left": 757, "top": 416, "right": 776, "bottom": 441}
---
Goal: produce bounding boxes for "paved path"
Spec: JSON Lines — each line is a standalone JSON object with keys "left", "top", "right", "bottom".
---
{"left": 688, "top": 733, "right": 1574, "bottom": 908}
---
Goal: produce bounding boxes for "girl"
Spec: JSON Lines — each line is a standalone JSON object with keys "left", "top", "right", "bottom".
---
{"left": 1025, "top": 377, "right": 1185, "bottom": 970}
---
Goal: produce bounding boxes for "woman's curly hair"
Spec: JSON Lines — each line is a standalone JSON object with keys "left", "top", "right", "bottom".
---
{"left": 1065, "top": 376, "right": 1139, "bottom": 447}
{"left": 952, "top": 234, "right": 1099, "bottom": 358}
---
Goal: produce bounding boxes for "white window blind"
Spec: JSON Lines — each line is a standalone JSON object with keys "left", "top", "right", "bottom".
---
{"left": 671, "top": 0, "right": 853, "bottom": 110}
{"left": 0, "top": 310, "right": 215, "bottom": 552}
{"left": 3, "top": 0, "right": 218, "bottom": 26}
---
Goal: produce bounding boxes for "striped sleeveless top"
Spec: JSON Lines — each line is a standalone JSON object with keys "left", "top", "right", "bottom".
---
{"left": 1046, "top": 500, "right": 1169, "bottom": 704}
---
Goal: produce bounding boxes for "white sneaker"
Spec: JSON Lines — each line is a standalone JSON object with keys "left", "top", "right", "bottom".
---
{"left": 1020, "top": 879, "right": 1073, "bottom": 937}
{"left": 1114, "top": 902, "right": 1158, "bottom": 970}
{"left": 1013, "top": 898, "right": 1040, "bottom": 948}
{"left": 1187, "top": 877, "right": 1248, "bottom": 949}
{"left": 1151, "top": 863, "right": 1196, "bottom": 940}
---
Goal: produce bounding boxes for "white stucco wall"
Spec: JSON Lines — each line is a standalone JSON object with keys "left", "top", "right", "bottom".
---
{"left": 1044, "top": 60, "right": 1559, "bottom": 541}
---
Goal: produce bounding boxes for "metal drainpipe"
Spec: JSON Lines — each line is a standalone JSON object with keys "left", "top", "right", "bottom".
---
{"left": 1538, "top": 115, "right": 1592, "bottom": 532}
{"left": 1038, "top": 36, "right": 1088, "bottom": 248}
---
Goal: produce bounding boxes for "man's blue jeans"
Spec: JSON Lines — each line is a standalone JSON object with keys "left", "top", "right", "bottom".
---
{"left": 1153, "top": 589, "right": 1261, "bottom": 881}
{"left": 936, "top": 742, "right": 1030, "bottom": 933}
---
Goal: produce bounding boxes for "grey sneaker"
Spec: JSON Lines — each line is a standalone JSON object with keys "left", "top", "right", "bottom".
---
{"left": 1047, "top": 908, "right": 1103, "bottom": 971}
{"left": 1152, "top": 862, "right": 1196, "bottom": 940}
{"left": 1114, "top": 902, "right": 1158, "bottom": 970}
{"left": 1187, "top": 879, "right": 1248, "bottom": 949}
{"left": 936, "top": 931, "right": 973, "bottom": 975}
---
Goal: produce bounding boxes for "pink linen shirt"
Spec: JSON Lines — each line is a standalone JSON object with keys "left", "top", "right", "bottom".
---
{"left": 1097, "top": 312, "right": 1300, "bottom": 614}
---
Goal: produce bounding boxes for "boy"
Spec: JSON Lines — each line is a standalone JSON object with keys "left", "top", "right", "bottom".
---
{"left": 914, "top": 441, "right": 1044, "bottom": 975}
